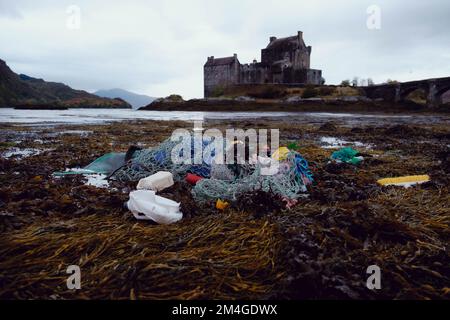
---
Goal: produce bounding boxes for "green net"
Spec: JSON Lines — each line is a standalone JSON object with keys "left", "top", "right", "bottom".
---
{"left": 193, "top": 151, "right": 312, "bottom": 203}
{"left": 110, "top": 135, "right": 313, "bottom": 203}
{"left": 111, "top": 137, "right": 216, "bottom": 182}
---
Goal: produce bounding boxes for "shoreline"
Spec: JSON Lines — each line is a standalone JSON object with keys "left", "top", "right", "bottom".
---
{"left": 1, "top": 107, "right": 449, "bottom": 128}
{"left": 139, "top": 98, "right": 450, "bottom": 113}
{"left": 0, "top": 118, "right": 449, "bottom": 299}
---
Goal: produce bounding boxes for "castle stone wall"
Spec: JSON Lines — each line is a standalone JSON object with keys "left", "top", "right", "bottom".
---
{"left": 204, "top": 31, "right": 323, "bottom": 97}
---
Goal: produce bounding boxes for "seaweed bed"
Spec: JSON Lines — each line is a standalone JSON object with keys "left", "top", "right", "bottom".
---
{"left": 0, "top": 118, "right": 449, "bottom": 300}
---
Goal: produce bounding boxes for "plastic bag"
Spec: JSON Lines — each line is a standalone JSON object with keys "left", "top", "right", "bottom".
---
{"left": 127, "top": 190, "right": 182, "bottom": 224}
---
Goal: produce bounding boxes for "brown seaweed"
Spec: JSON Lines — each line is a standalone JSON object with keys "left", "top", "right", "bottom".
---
{"left": 0, "top": 119, "right": 449, "bottom": 300}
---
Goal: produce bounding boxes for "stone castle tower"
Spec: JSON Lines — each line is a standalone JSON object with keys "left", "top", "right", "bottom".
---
{"left": 204, "top": 31, "right": 323, "bottom": 97}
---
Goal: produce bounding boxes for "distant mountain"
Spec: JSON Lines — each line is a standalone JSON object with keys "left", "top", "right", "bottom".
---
{"left": 94, "top": 88, "right": 157, "bottom": 109}
{"left": 0, "top": 59, "right": 131, "bottom": 109}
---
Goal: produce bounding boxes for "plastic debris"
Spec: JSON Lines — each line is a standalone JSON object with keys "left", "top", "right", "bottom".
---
{"left": 186, "top": 173, "right": 203, "bottom": 185}
{"left": 84, "top": 174, "right": 109, "bottom": 188}
{"left": 287, "top": 142, "right": 300, "bottom": 150}
{"left": 331, "top": 147, "right": 363, "bottom": 165}
{"left": 109, "top": 135, "right": 313, "bottom": 207}
{"left": 136, "top": 171, "right": 174, "bottom": 191}
{"left": 271, "top": 147, "right": 290, "bottom": 161}
{"left": 282, "top": 197, "right": 299, "bottom": 210}
{"left": 216, "top": 199, "right": 229, "bottom": 210}
{"left": 210, "top": 160, "right": 236, "bottom": 181}
{"left": 193, "top": 149, "right": 313, "bottom": 203}
{"left": 54, "top": 152, "right": 127, "bottom": 176}
{"left": 377, "top": 175, "right": 430, "bottom": 188}
{"left": 127, "top": 190, "right": 182, "bottom": 224}
{"left": 111, "top": 136, "right": 217, "bottom": 182}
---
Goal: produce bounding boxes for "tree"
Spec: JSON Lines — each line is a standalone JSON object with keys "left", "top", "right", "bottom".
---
{"left": 351, "top": 77, "right": 359, "bottom": 87}
{"left": 367, "top": 78, "right": 375, "bottom": 86}
{"left": 340, "top": 79, "right": 351, "bottom": 86}
{"left": 386, "top": 79, "right": 398, "bottom": 84}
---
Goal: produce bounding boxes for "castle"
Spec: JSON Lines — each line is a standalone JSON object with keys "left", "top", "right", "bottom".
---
{"left": 204, "top": 31, "right": 323, "bottom": 97}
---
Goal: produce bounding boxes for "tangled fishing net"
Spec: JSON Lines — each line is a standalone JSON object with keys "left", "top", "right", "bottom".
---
{"left": 193, "top": 151, "right": 313, "bottom": 203}
{"left": 112, "top": 136, "right": 215, "bottom": 181}
{"left": 111, "top": 135, "right": 313, "bottom": 203}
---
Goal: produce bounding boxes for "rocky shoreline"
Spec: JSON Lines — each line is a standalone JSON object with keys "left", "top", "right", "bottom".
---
{"left": 0, "top": 116, "right": 448, "bottom": 299}
{"left": 14, "top": 104, "right": 68, "bottom": 110}
{"left": 140, "top": 96, "right": 450, "bottom": 113}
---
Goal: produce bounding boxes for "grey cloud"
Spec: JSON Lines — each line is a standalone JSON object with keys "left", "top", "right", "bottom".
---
{"left": 0, "top": 0, "right": 449, "bottom": 98}
{"left": 0, "top": 1, "right": 23, "bottom": 19}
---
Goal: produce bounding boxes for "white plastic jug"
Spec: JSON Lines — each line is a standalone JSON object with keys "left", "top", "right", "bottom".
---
{"left": 136, "top": 171, "right": 174, "bottom": 191}
{"left": 127, "top": 190, "right": 182, "bottom": 224}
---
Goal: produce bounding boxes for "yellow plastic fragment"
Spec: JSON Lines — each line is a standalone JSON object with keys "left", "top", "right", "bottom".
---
{"left": 271, "top": 147, "right": 290, "bottom": 161}
{"left": 377, "top": 175, "right": 430, "bottom": 186}
{"left": 216, "top": 199, "right": 229, "bottom": 210}
{"left": 32, "top": 175, "right": 43, "bottom": 182}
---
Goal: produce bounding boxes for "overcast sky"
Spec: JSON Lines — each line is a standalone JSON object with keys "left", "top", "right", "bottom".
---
{"left": 1, "top": 0, "right": 449, "bottom": 98}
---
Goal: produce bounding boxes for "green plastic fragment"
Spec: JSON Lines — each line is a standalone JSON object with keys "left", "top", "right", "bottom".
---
{"left": 331, "top": 147, "right": 362, "bottom": 165}
{"left": 53, "top": 152, "right": 126, "bottom": 176}
{"left": 287, "top": 142, "right": 300, "bottom": 150}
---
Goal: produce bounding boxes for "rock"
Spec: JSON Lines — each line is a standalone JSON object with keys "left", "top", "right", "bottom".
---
{"left": 286, "top": 95, "right": 302, "bottom": 102}
{"left": 303, "top": 97, "right": 323, "bottom": 102}
{"left": 164, "top": 94, "right": 184, "bottom": 102}
{"left": 341, "top": 96, "right": 359, "bottom": 102}
{"left": 319, "top": 121, "right": 338, "bottom": 132}
{"left": 235, "top": 96, "right": 255, "bottom": 102}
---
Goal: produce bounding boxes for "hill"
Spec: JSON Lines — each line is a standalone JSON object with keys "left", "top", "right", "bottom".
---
{"left": 94, "top": 88, "right": 156, "bottom": 109}
{"left": 0, "top": 59, "right": 131, "bottom": 109}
